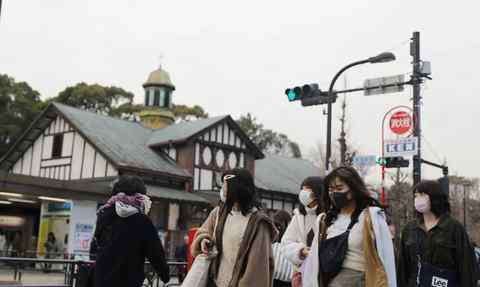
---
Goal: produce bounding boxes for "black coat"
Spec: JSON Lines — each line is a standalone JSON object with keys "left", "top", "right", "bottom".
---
{"left": 397, "top": 215, "right": 479, "bottom": 287}
{"left": 90, "top": 207, "right": 170, "bottom": 287}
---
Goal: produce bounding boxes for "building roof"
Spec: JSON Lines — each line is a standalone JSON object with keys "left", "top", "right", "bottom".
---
{"left": 254, "top": 154, "right": 321, "bottom": 195}
{"left": 147, "top": 115, "right": 264, "bottom": 159}
{"left": 146, "top": 115, "right": 228, "bottom": 146}
{"left": 143, "top": 67, "right": 175, "bottom": 88}
{"left": 52, "top": 103, "right": 190, "bottom": 178}
{"left": 0, "top": 102, "right": 264, "bottom": 176}
{"left": 146, "top": 185, "right": 210, "bottom": 204}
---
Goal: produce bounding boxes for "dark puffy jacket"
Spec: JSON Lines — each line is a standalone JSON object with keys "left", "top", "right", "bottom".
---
{"left": 90, "top": 207, "right": 170, "bottom": 287}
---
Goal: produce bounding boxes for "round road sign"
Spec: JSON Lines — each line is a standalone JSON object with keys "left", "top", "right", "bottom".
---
{"left": 389, "top": 111, "right": 412, "bottom": 135}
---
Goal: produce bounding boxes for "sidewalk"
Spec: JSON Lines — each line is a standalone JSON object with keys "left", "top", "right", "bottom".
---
{"left": 0, "top": 268, "right": 180, "bottom": 286}
{"left": 0, "top": 268, "right": 65, "bottom": 286}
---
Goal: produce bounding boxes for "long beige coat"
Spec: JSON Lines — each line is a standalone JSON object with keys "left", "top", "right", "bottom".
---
{"left": 191, "top": 206, "right": 276, "bottom": 287}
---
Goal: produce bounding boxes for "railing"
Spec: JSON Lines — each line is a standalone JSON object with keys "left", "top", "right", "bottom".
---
{"left": 0, "top": 257, "right": 186, "bottom": 287}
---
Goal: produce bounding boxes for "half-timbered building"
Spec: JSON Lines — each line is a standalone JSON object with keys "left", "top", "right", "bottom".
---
{"left": 0, "top": 66, "right": 319, "bottom": 258}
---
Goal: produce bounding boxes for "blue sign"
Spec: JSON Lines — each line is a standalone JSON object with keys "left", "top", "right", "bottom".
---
{"left": 352, "top": 155, "right": 377, "bottom": 167}
{"left": 47, "top": 202, "right": 71, "bottom": 212}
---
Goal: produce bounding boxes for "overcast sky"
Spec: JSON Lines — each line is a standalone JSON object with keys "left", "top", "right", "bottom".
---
{"left": 1, "top": 0, "right": 479, "bottom": 184}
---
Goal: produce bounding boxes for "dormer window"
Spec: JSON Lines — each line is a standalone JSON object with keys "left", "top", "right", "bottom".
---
{"left": 52, "top": 134, "right": 64, "bottom": 158}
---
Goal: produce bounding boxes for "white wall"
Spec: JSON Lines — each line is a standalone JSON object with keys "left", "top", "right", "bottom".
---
{"left": 11, "top": 115, "right": 118, "bottom": 180}
{"left": 193, "top": 122, "right": 247, "bottom": 191}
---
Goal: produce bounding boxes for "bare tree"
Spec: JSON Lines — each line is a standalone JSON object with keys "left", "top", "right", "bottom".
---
{"left": 385, "top": 168, "right": 413, "bottom": 241}
{"left": 308, "top": 96, "right": 363, "bottom": 174}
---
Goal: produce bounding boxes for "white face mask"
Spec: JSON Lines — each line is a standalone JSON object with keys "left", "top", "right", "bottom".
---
{"left": 299, "top": 189, "right": 315, "bottom": 207}
{"left": 220, "top": 185, "right": 227, "bottom": 202}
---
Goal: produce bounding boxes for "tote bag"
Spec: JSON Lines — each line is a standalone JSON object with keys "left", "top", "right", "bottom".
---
{"left": 182, "top": 210, "right": 220, "bottom": 287}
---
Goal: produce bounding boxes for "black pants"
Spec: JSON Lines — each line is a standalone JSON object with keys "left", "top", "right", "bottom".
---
{"left": 207, "top": 277, "right": 217, "bottom": 287}
{"left": 273, "top": 279, "right": 291, "bottom": 287}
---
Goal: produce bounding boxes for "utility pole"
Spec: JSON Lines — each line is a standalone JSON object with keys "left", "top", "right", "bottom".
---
{"left": 463, "top": 183, "right": 467, "bottom": 231}
{"left": 411, "top": 31, "right": 422, "bottom": 185}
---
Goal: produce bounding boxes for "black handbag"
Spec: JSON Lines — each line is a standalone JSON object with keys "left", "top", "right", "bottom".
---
{"left": 318, "top": 217, "right": 358, "bottom": 274}
{"left": 415, "top": 230, "right": 458, "bottom": 287}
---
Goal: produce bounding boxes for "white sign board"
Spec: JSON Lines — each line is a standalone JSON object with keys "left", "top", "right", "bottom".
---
{"left": 73, "top": 223, "right": 94, "bottom": 252}
{"left": 364, "top": 74, "right": 405, "bottom": 96}
{"left": 384, "top": 137, "right": 418, "bottom": 157}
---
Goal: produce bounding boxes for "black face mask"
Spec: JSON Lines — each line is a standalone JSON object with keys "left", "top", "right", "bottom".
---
{"left": 331, "top": 191, "right": 351, "bottom": 209}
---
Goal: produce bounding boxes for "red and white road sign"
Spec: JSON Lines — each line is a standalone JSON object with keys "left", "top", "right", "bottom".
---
{"left": 389, "top": 111, "right": 412, "bottom": 135}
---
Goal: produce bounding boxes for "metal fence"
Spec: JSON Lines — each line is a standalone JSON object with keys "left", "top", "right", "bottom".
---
{"left": 0, "top": 257, "right": 186, "bottom": 287}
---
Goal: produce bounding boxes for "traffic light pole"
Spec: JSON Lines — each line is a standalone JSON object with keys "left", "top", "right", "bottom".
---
{"left": 411, "top": 31, "right": 422, "bottom": 185}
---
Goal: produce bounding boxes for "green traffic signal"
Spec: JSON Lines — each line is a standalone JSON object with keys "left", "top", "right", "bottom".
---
{"left": 377, "top": 157, "right": 410, "bottom": 168}
{"left": 286, "top": 89, "right": 300, "bottom": 102}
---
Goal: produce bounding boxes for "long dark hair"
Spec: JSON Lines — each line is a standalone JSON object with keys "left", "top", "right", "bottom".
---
{"left": 298, "top": 176, "right": 325, "bottom": 216}
{"left": 222, "top": 168, "right": 256, "bottom": 216}
{"left": 413, "top": 180, "right": 450, "bottom": 218}
{"left": 323, "top": 166, "right": 383, "bottom": 227}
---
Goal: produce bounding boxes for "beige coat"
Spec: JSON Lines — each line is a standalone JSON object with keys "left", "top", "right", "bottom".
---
{"left": 191, "top": 206, "right": 276, "bottom": 287}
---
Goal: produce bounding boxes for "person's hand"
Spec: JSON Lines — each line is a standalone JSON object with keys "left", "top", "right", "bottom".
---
{"left": 201, "top": 238, "right": 212, "bottom": 254}
{"left": 300, "top": 247, "right": 310, "bottom": 259}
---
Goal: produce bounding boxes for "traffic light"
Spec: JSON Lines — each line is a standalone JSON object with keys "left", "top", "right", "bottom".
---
{"left": 383, "top": 156, "right": 409, "bottom": 168}
{"left": 376, "top": 157, "right": 387, "bottom": 166}
{"left": 285, "top": 87, "right": 302, "bottom": 102}
{"left": 438, "top": 176, "right": 450, "bottom": 198}
{"left": 285, "top": 83, "right": 337, "bottom": 106}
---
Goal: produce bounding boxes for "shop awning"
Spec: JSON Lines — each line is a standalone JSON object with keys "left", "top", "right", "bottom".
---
{"left": 0, "top": 171, "right": 110, "bottom": 201}
{"left": 146, "top": 185, "right": 210, "bottom": 204}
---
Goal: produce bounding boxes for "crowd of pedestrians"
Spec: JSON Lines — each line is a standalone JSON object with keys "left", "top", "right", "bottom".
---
{"left": 87, "top": 168, "right": 479, "bottom": 287}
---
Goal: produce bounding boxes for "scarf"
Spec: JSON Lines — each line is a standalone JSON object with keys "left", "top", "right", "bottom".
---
{"left": 98, "top": 193, "right": 152, "bottom": 217}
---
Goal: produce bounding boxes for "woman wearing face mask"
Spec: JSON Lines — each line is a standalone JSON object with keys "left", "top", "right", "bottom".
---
{"left": 90, "top": 175, "right": 169, "bottom": 287}
{"left": 191, "top": 168, "right": 276, "bottom": 287}
{"left": 281, "top": 177, "right": 325, "bottom": 282}
{"left": 397, "top": 180, "right": 478, "bottom": 287}
{"left": 302, "top": 166, "right": 397, "bottom": 287}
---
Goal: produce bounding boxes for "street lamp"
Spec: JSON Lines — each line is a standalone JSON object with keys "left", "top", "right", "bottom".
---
{"left": 325, "top": 52, "right": 396, "bottom": 171}
{"left": 368, "top": 52, "right": 396, "bottom": 63}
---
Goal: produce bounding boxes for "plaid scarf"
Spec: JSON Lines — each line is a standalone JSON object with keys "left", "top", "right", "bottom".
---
{"left": 98, "top": 193, "right": 146, "bottom": 214}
